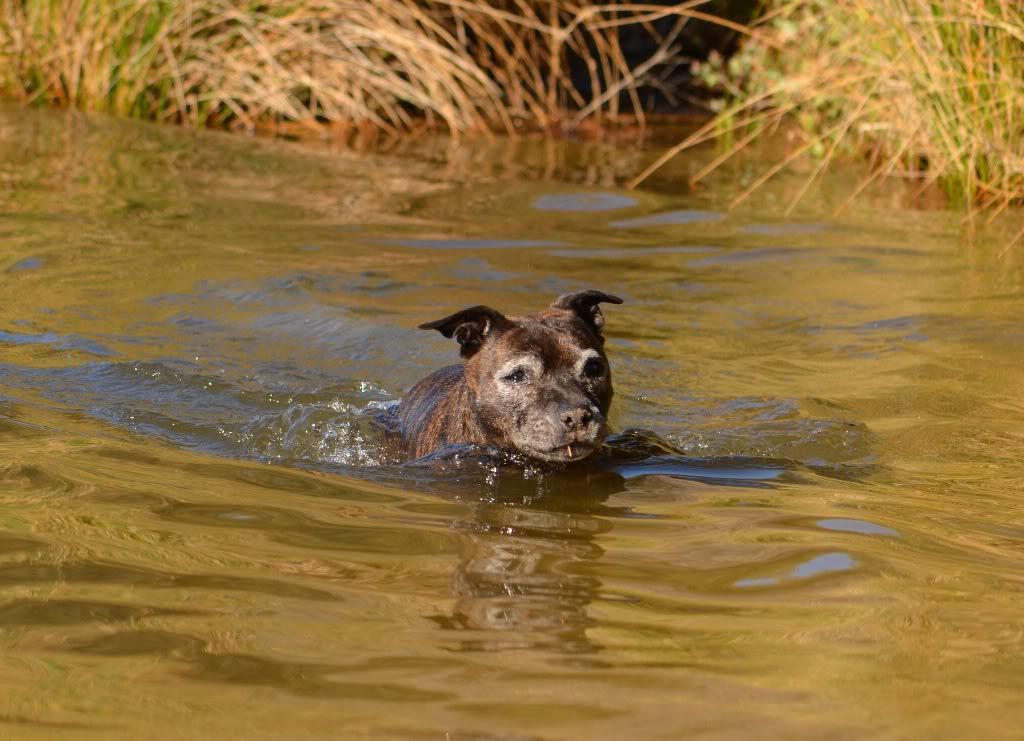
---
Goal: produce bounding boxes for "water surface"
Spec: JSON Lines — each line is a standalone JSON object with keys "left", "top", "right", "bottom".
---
{"left": 1, "top": 107, "right": 1023, "bottom": 738}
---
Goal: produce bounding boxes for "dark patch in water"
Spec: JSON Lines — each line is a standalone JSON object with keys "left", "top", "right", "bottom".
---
{"left": 0, "top": 330, "right": 114, "bottom": 357}
{"left": 7, "top": 256, "right": 44, "bottom": 272}
{"left": 0, "top": 599, "right": 206, "bottom": 625}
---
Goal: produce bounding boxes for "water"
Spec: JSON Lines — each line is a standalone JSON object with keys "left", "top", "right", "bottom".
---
{"left": 1, "top": 106, "right": 1023, "bottom": 738}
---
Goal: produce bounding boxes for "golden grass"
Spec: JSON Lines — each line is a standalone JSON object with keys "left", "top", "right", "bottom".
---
{"left": 0, "top": 0, "right": 731, "bottom": 134}
{"left": 633, "top": 0, "right": 1024, "bottom": 218}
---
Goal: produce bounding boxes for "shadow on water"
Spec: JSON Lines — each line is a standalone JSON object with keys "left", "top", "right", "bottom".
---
{"left": 67, "top": 630, "right": 453, "bottom": 702}
{"left": 0, "top": 599, "right": 206, "bottom": 625}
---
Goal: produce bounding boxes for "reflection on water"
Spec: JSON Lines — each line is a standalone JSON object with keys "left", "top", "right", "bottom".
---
{"left": 0, "top": 105, "right": 1023, "bottom": 737}
{"left": 816, "top": 518, "right": 899, "bottom": 537}
{"left": 437, "top": 498, "right": 614, "bottom": 654}
{"left": 734, "top": 551, "right": 857, "bottom": 589}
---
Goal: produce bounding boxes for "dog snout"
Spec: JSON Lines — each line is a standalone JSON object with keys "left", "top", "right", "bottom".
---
{"left": 560, "top": 407, "right": 593, "bottom": 431}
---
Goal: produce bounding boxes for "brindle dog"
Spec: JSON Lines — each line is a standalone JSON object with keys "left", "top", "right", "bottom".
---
{"left": 398, "top": 290, "right": 622, "bottom": 463}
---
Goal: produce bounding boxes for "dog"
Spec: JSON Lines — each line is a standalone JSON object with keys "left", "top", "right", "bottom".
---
{"left": 397, "top": 290, "right": 622, "bottom": 463}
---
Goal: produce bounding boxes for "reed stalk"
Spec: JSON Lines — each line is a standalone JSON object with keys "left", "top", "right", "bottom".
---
{"left": 0, "top": 0, "right": 727, "bottom": 133}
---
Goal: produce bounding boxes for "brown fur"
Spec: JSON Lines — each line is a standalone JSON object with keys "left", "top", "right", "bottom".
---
{"left": 398, "top": 291, "right": 622, "bottom": 463}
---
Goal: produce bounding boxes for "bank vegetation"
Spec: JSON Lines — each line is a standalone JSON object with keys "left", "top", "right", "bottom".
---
{"left": 0, "top": 1, "right": 731, "bottom": 133}
{"left": 2, "top": 1, "right": 1023, "bottom": 214}
{"left": 639, "top": 0, "right": 1024, "bottom": 215}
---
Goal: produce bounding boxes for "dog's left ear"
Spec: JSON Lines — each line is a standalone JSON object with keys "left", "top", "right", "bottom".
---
{"left": 552, "top": 290, "right": 623, "bottom": 337}
{"left": 419, "top": 305, "right": 508, "bottom": 358}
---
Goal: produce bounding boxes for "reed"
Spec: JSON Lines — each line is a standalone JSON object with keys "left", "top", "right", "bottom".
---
{"left": 0, "top": 0, "right": 729, "bottom": 134}
{"left": 634, "top": 0, "right": 1024, "bottom": 214}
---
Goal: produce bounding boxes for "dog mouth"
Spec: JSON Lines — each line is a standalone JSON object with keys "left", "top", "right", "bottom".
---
{"left": 520, "top": 441, "right": 599, "bottom": 464}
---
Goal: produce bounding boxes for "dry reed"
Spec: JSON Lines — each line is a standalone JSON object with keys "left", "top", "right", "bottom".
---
{"left": 0, "top": 0, "right": 729, "bottom": 134}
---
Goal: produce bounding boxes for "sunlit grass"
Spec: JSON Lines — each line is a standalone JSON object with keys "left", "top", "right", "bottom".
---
{"left": 0, "top": 0, "right": 730, "bottom": 134}
{"left": 634, "top": 0, "right": 1024, "bottom": 218}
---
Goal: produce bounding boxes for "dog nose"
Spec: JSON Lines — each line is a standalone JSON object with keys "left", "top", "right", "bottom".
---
{"left": 561, "top": 407, "right": 592, "bottom": 431}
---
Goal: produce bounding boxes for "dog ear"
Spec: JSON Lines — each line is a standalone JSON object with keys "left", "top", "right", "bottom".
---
{"left": 551, "top": 290, "right": 623, "bottom": 336}
{"left": 419, "top": 306, "right": 508, "bottom": 358}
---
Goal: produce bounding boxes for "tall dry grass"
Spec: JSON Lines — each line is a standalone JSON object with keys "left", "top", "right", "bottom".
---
{"left": 0, "top": 0, "right": 735, "bottom": 134}
{"left": 634, "top": 0, "right": 1024, "bottom": 217}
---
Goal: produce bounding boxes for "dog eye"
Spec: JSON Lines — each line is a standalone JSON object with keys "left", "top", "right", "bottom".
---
{"left": 582, "top": 358, "right": 604, "bottom": 378}
{"left": 502, "top": 368, "right": 528, "bottom": 384}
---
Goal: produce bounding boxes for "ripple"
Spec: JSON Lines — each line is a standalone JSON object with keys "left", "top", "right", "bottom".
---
{"left": 67, "top": 630, "right": 452, "bottom": 701}
{"left": 182, "top": 653, "right": 453, "bottom": 701}
{"left": 69, "top": 629, "right": 204, "bottom": 657}
{"left": 740, "top": 222, "right": 827, "bottom": 236}
{"left": 0, "top": 560, "right": 338, "bottom": 601}
{"left": 547, "top": 245, "right": 719, "bottom": 259}
{"left": 0, "top": 599, "right": 205, "bottom": 625}
{"left": 734, "top": 551, "right": 858, "bottom": 589}
{"left": 666, "top": 398, "right": 874, "bottom": 471}
{"left": 532, "top": 192, "right": 638, "bottom": 212}
{"left": 154, "top": 502, "right": 459, "bottom": 556}
{"left": 378, "top": 237, "right": 563, "bottom": 250}
{"left": 792, "top": 552, "right": 857, "bottom": 578}
{"left": 157, "top": 502, "right": 306, "bottom": 529}
{"left": 1, "top": 361, "right": 399, "bottom": 469}
{"left": 816, "top": 518, "right": 899, "bottom": 537}
{"left": 0, "top": 330, "right": 114, "bottom": 357}
{"left": 0, "top": 463, "right": 85, "bottom": 495}
{"left": 448, "top": 257, "right": 520, "bottom": 282}
{"left": 0, "top": 534, "right": 47, "bottom": 556}
{"left": 688, "top": 246, "right": 805, "bottom": 267}
{"left": 613, "top": 457, "right": 788, "bottom": 485}
{"left": 239, "top": 400, "right": 398, "bottom": 467}
{"left": 610, "top": 209, "right": 724, "bottom": 228}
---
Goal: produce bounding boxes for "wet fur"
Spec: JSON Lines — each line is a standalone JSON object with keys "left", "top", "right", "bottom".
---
{"left": 398, "top": 293, "right": 621, "bottom": 463}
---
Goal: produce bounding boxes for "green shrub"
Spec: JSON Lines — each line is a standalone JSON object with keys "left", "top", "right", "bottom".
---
{"left": 636, "top": 0, "right": 1024, "bottom": 213}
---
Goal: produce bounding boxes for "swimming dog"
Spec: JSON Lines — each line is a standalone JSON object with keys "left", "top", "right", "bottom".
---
{"left": 398, "top": 290, "right": 622, "bottom": 463}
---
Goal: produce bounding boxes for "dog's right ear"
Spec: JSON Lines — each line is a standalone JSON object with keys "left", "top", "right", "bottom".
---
{"left": 551, "top": 289, "right": 623, "bottom": 337}
{"left": 419, "top": 306, "right": 508, "bottom": 358}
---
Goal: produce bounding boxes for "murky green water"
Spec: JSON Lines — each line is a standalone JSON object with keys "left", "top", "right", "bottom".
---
{"left": 1, "top": 106, "right": 1023, "bottom": 739}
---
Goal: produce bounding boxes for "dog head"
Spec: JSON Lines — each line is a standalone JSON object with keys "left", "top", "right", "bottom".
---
{"left": 420, "top": 290, "right": 622, "bottom": 463}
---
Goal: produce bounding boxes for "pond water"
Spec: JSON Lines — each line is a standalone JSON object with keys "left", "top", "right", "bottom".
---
{"left": 1, "top": 106, "right": 1023, "bottom": 738}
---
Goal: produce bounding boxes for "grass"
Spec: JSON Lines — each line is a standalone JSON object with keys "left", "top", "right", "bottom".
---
{"left": 633, "top": 0, "right": 1024, "bottom": 219}
{"left": 0, "top": 0, "right": 739, "bottom": 135}
{"left": 7, "top": 1, "right": 1019, "bottom": 223}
